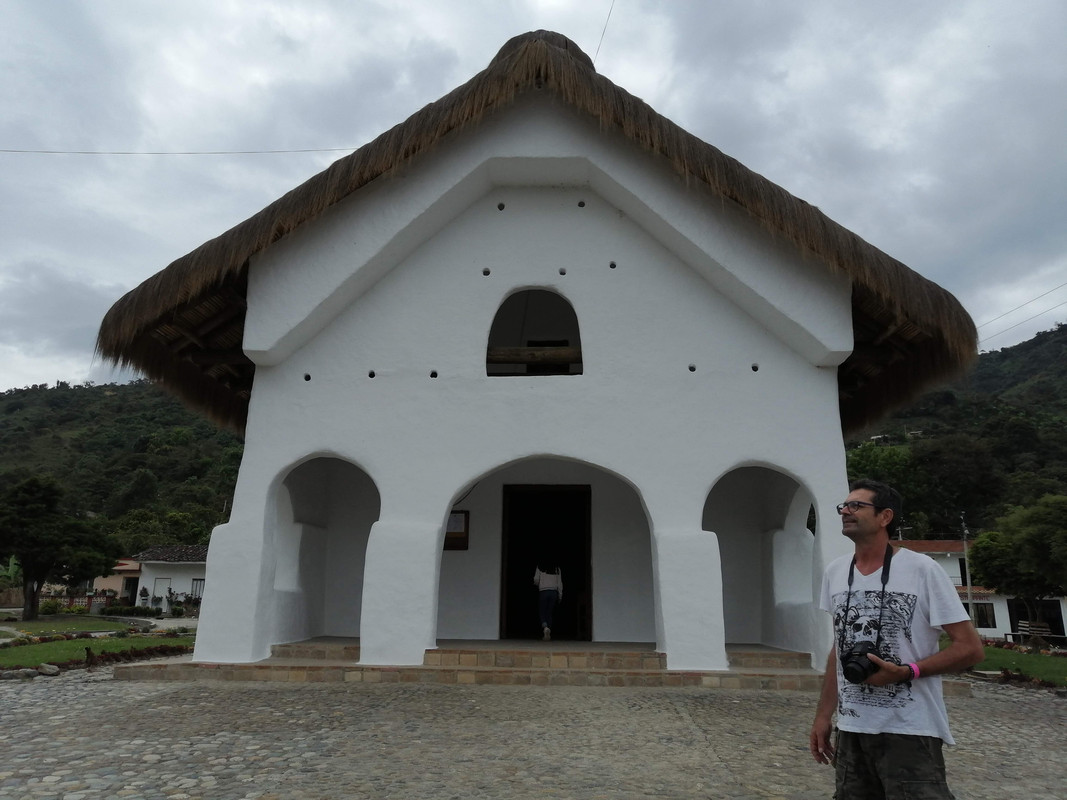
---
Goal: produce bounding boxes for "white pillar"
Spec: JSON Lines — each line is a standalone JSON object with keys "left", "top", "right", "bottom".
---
{"left": 652, "top": 526, "right": 729, "bottom": 671}
{"left": 811, "top": 489, "right": 852, "bottom": 668}
{"left": 193, "top": 521, "right": 273, "bottom": 663}
{"left": 358, "top": 519, "right": 441, "bottom": 665}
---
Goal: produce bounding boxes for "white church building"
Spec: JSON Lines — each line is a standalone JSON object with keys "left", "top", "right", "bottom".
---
{"left": 98, "top": 31, "right": 976, "bottom": 671}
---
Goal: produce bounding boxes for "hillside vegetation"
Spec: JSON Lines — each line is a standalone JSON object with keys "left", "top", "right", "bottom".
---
{"left": 0, "top": 380, "right": 241, "bottom": 555}
{"left": 1, "top": 324, "right": 1064, "bottom": 549}
{"left": 846, "top": 323, "right": 1067, "bottom": 535}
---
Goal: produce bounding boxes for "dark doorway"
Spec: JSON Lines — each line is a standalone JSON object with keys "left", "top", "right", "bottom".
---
{"left": 122, "top": 577, "right": 139, "bottom": 605}
{"left": 501, "top": 485, "right": 592, "bottom": 640}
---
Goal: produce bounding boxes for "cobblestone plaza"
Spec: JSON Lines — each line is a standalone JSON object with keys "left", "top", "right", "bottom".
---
{"left": 1, "top": 667, "right": 1063, "bottom": 799}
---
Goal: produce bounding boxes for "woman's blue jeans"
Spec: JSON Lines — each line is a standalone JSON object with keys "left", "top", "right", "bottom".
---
{"left": 539, "top": 589, "right": 559, "bottom": 629}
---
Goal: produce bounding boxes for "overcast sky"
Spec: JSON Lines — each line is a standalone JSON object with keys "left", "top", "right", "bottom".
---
{"left": 2, "top": 1, "right": 1064, "bottom": 392}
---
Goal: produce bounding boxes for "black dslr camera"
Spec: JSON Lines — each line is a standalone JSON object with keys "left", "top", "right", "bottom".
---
{"left": 840, "top": 640, "right": 882, "bottom": 684}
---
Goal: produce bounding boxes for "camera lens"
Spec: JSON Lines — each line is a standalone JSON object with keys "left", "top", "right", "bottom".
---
{"left": 841, "top": 642, "right": 880, "bottom": 684}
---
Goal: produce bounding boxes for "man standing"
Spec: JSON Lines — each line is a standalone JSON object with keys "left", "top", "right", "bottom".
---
{"left": 809, "top": 479, "right": 984, "bottom": 798}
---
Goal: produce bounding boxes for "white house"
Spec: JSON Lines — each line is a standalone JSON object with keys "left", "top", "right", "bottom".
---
{"left": 98, "top": 31, "right": 976, "bottom": 670}
{"left": 898, "top": 540, "right": 1067, "bottom": 642}
{"left": 133, "top": 545, "right": 207, "bottom": 614}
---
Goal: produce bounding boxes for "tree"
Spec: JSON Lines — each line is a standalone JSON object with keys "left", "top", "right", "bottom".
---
{"left": 0, "top": 475, "right": 122, "bottom": 620}
{"left": 969, "top": 522, "right": 1066, "bottom": 630}
{"left": 909, "top": 434, "right": 1003, "bottom": 531}
{"left": 0, "top": 555, "right": 19, "bottom": 590}
{"left": 846, "top": 442, "right": 932, "bottom": 536}
{"left": 996, "top": 495, "right": 1067, "bottom": 592}
{"left": 106, "top": 467, "right": 159, "bottom": 517}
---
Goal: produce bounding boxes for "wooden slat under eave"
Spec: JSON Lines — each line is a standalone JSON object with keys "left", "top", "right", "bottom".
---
{"left": 486, "top": 346, "right": 583, "bottom": 364}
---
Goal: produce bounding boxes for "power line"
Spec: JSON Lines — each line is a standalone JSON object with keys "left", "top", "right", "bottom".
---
{"left": 979, "top": 299, "right": 1067, "bottom": 345}
{"left": 593, "top": 0, "right": 616, "bottom": 66}
{"left": 0, "top": 146, "right": 356, "bottom": 156}
{"left": 977, "top": 279, "right": 1067, "bottom": 328}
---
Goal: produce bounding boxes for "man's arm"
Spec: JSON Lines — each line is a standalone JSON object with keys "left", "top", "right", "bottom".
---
{"left": 809, "top": 648, "right": 838, "bottom": 764}
{"left": 865, "top": 619, "right": 985, "bottom": 686}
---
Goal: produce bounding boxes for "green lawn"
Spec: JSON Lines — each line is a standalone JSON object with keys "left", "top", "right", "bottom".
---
{"left": 9, "top": 616, "right": 135, "bottom": 635}
{"left": 976, "top": 646, "right": 1067, "bottom": 687}
{"left": 0, "top": 636, "right": 195, "bottom": 669}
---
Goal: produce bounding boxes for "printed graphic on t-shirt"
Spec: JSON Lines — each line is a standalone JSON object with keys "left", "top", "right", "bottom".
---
{"left": 833, "top": 589, "right": 918, "bottom": 715}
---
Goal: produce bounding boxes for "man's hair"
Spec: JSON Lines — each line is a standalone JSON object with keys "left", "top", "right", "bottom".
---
{"left": 849, "top": 478, "right": 903, "bottom": 536}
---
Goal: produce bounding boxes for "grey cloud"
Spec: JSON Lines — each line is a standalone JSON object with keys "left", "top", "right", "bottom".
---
{"left": 0, "top": 261, "right": 125, "bottom": 358}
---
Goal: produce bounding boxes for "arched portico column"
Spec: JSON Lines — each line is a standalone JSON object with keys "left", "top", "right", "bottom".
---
{"left": 810, "top": 488, "right": 852, "bottom": 668}
{"left": 652, "top": 526, "right": 729, "bottom": 671}
{"left": 358, "top": 519, "right": 442, "bottom": 665}
{"left": 194, "top": 514, "right": 275, "bottom": 664}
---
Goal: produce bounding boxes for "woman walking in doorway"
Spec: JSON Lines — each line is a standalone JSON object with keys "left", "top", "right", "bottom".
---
{"left": 533, "top": 561, "right": 563, "bottom": 640}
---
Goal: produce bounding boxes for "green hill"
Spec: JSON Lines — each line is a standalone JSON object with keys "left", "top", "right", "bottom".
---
{"left": 848, "top": 323, "right": 1067, "bottom": 535}
{"left": 0, "top": 380, "right": 241, "bottom": 554}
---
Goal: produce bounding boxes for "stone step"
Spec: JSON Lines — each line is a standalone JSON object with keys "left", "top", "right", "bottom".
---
{"left": 114, "top": 639, "right": 972, "bottom": 696}
{"left": 268, "top": 641, "right": 813, "bottom": 672}
{"left": 270, "top": 641, "right": 362, "bottom": 660}
{"left": 423, "top": 648, "right": 666, "bottom": 671}
{"left": 114, "top": 660, "right": 826, "bottom": 691}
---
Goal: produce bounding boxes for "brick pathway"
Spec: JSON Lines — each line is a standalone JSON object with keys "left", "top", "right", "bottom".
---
{"left": 0, "top": 667, "right": 1063, "bottom": 799}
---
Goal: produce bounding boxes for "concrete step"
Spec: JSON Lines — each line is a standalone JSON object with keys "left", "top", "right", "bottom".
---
{"left": 268, "top": 640, "right": 813, "bottom": 671}
{"left": 114, "top": 659, "right": 825, "bottom": 691}
{"left": 270, "top": 640, "right": 362, "bottom": 660}
{"left": 113, "top": 638, "right": 971, "bottom": 696}
{"left": 115, "top": 639, "right": 833, "bottom": 691}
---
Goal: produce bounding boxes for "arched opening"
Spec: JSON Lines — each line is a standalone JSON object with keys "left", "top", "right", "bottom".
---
{"left": 485, "top": 289, "right": 583, "bottom": 375}
{"left": 436, "top": 457, "right": 653, "bottom": 643}
{"left": 703, "top": 466, "right": 817, "bottom": 653}
{"left": 271, "top": 457, "right": 380, "bottom": 645}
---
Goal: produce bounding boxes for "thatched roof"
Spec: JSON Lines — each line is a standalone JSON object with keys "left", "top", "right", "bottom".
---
{"left": 97, "top": 30, "right": 976, "bottom": 435}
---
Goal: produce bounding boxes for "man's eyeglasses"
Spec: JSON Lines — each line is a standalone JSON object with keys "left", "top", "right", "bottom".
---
{"left": 836, "top": 501, "right": 882, "bottom": 514}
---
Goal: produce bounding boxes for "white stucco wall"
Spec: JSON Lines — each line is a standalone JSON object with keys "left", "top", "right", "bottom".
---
{"left": 137, "top": 562, "right": 205, "bottom": 610}
{"left": 194, "top": 96, "right": 854, "bottom": 668}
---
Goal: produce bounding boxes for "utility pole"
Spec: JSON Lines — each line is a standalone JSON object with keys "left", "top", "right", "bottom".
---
{"left": 961, "top": 512, "right": 975, "bottom": 625}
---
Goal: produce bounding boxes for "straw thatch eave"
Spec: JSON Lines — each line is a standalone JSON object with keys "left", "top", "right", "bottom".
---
{"left": 96, "top": 29, "right": 976, "bottom": 435}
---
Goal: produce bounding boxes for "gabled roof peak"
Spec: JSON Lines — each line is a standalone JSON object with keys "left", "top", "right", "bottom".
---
{"left": 491, "top": 30, "right": 596, "bottom": 72}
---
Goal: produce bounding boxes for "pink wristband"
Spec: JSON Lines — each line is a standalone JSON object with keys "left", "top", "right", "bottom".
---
{"left": 909, "top": 662, "right": 921, "bottom": 679}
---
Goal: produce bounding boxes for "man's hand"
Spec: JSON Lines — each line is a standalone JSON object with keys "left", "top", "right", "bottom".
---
{"left": 811, "top": 649, "right": 838, "bottom": 764}
{"left": 809, "top": 717, "right": 835, "bottom": 765}
{"left": 863, "top": 654, "right": 910, "bottom": 686}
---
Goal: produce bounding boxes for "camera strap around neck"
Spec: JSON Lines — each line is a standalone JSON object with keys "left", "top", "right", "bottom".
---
{"left": 838, "top": 544, "right": 894, "bottom": 653}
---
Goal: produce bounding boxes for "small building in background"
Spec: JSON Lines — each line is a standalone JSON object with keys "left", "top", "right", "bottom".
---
{"left": 897, "top": 540, "right": 1067, "bottom": 641}
{"left": 92, "top": 557, "right": 141, "bottom": 605}
{"left": 132, "top": 545, "right": 207, "bottom": 616}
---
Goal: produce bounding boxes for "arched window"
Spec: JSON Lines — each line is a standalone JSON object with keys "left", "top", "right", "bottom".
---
{"left": 486, "top": 289, "right": 583, "bottom": 376}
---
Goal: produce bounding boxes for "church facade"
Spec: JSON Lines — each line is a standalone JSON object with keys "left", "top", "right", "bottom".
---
{"left": 98, "top": 32, "right": 976, "bottom": 671}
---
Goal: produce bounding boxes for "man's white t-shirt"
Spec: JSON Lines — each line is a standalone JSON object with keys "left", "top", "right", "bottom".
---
{"left": 819, "top": 546, "right": 970, "bottom": 744}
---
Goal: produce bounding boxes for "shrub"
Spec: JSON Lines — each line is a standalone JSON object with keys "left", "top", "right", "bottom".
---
{"left": 68, "top": 605, "right": 88, "bottom": 615}
{"left": 38, "top": 600, "right": 63, "bottom": 615}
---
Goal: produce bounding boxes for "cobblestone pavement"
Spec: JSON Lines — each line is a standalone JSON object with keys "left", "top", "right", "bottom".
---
{"left": 0, "top": 667, "right": 1063, "bottom": 799}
